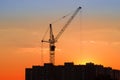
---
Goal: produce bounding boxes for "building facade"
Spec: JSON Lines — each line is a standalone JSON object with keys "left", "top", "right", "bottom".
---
{"left": 25, "top": 62, "right": 120, "bottom": 80}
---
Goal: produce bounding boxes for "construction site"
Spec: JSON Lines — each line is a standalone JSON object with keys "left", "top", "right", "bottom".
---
{"left": 25, "top": 6, "right": 120, "bottom": 80}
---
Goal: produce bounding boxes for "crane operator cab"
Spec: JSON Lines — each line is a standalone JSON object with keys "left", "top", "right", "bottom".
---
{"left": 50, "top": 45, "right": 56, "bottom": 51}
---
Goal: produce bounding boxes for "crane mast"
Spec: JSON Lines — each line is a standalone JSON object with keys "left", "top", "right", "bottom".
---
{"left": 41, "top": 7, "right": 82, "bottom": 65}
{"left": 49, "top": 24, "right": 55, "bottom": 64}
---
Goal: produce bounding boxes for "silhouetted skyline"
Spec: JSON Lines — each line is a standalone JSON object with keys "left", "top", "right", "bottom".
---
{"left": 26, "top": 62, "right": 120, "bottom": 80}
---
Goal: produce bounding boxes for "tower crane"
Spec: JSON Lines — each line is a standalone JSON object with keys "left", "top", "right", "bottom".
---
{"left": 41, "top": 7, "right": 82, "bottom": 65}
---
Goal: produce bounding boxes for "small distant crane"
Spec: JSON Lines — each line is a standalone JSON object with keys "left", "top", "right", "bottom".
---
{"left": 41, "top": 7, "right": 82, "bottom": 65}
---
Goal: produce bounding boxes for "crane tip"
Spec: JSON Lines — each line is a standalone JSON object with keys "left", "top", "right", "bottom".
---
{"left": 78, "top": 6, "right": 82, "bottom": 9}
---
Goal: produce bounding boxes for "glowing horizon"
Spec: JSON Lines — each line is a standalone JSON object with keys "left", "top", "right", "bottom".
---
{"left": 0, "top": 0, "right": 120, "bottom": 80}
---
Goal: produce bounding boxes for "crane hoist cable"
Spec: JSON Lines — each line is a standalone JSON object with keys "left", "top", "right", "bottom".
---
{"left": 40, "top": 42, "right": 44, "bottom": 65}
{"left": 42, "top": 26, "right": 49, "bottom": 41}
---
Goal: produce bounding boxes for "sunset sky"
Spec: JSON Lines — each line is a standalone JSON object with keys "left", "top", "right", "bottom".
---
{"left": 0, "top": 0, "right": 120, "bottom": 80}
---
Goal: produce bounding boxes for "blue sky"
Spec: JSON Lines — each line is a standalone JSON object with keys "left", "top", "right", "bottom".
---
{"left": 0, "top": 0, "right": 120, "bottom": 17}
{"left": 0, "top": 0, "right": 120, "bottom": 33}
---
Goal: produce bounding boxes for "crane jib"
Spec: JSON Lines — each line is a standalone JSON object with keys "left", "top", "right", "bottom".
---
{"left": 55, "top": 6, "right": 82, "bottom": 41}
{"left": 41, "top": 6, "right": 82, "bottom": 64}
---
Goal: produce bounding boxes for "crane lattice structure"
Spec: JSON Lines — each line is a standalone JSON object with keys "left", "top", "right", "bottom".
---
{"left": 41, "top": 7, "right": 82, "bottom": 65}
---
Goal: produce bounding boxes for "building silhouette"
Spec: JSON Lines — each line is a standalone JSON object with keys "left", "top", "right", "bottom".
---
{"left": 25, "top": 62, "right": 120, "bottom": 80}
